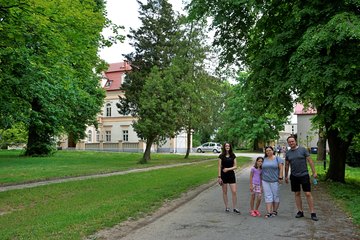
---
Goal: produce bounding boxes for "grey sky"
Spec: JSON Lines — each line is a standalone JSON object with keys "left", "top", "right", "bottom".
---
{"left": 99, "top": 0, "right": 184, "bottom": 63}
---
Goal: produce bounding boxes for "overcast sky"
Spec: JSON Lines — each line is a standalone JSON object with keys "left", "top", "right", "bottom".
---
{"left": 99, "top": 0, "right": 184, "bottom": 63}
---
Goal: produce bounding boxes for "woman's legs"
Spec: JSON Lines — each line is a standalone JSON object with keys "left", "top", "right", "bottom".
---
{"left": 262, "top": 180, "right": 273, "bottom": 214}
{"left": 271, "top": 182, "right": 280, "bottom": 213}
{"left": 222, "top": 184, "right": 229, "bottom": 209}
{"left": 272, "top": 202, "right": 280, "bottom": 215}
{"left": 229, "top": 183, "right": 238, "bottom": 209}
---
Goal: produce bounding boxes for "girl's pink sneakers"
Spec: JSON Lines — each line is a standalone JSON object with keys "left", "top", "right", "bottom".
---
{"left": 250, "top": 210, "right": 257, "bottom": 217}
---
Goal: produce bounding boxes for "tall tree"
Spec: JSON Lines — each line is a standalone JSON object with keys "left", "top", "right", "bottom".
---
{"left": 0, "top": 0, "right": 122, "bottom": 156}
{"left": 133, "top": 65, "right": 184, "bottom": 162}
{"left": 188, "top": 0, "right": 360, "bottom": 182}
{"left": 118, "top": 0, "right": 182, "bottom": 163}
{"left": 172, "top": 18, "right": 225, "bottom": 158}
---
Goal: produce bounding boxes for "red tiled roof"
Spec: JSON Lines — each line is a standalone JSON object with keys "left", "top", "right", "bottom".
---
{"left": 294, "top": 103, "right": 317, "bottom": 115}
{"left": 106, "top": 62, "right": 131, "bottom": 72}
{"left": 103, "top": 62, "right": 131, "bottom": 91}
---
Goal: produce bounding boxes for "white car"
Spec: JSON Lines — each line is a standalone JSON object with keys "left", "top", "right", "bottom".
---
{"left": 196, "top": 142, "right": 222, "bottom": 153}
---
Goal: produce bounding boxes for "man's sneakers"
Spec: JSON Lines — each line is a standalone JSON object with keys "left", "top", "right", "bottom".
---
{"left": 311, "top": 213, "right": 319, "bottom": 221}
{"left": 295, "top": 211, "right": 319, "bottom": 221}
{"left": 295, "top": 211, "right": 304, "bottom": 218}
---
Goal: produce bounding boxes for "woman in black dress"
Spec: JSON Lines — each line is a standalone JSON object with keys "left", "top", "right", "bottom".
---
{"left": 217, "top": 142, "right": 240, "bottom": 214}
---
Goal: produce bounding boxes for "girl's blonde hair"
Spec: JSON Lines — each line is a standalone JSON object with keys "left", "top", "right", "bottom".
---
{"left": 254, "top": 157, "right": 264, "bottom": 169}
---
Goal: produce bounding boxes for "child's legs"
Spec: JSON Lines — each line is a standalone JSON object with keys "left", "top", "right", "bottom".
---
{"left": 255, "top": 193, "right": 262, "bottom": 210}
{"left": 250, "top": 193, "right": 255, "bottom": 210}
{"left": 253, "top": 184, "right": 262, "bottom": 210}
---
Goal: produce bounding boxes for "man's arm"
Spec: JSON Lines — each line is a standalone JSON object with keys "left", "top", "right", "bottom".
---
{"left": 307, "top": 156, "right": 317, "bottom": 178}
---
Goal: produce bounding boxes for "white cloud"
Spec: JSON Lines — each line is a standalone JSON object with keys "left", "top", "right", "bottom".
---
{"left": 99, "top": 0, "right": 184, "bottom": 64}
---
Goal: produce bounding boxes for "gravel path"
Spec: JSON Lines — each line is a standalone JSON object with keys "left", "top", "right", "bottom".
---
{"left": 0, "top": 162, "right": 198, "bottom": 192}
{"left": 88, "top": 162, "right": 360, "bottom": 240}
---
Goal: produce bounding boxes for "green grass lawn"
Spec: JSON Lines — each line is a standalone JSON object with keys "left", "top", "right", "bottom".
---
{"left": 0, "top": 150, "right": 251, "bottom": 239}
{"left": 0, "top": 150, "right": 217, "bottom": 186}
{"left": 312, "top": 155, "right": 360, "bottom": 226}
{"left": 0, "top": 150, "right": 358, "bottom": 239}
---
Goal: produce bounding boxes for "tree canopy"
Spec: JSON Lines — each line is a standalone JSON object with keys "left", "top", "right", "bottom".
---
{"left": 118, "top": 0, "right": 225, "bottom": 162}
{"left": 188, "top": 0, "right": 360, "bottom": 182}
{"left": 0, "top": 0, "right": 122, "bottom": 155}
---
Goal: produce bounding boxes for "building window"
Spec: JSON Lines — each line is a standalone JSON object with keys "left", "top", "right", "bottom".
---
{"left": 96, "top": 131, "right": 100, "bottom": 142}
{"left": 87, "top": 130, "right": 92, "bottom": 142}
{"left": 105, "top": 131, "right": 111, "bottom": 142}
{"left": 106, "top": 103, "right": 111, "bottom": 117}
{"left": 104, "top": 80, "right": 113, "bottom": 87}
{"left": 123, "top": 130, "right": 129, "bottom": 142}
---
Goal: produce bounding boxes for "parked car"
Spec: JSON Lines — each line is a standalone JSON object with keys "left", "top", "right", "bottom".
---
{"left": 196, "top": 142, "right": 222, "bottom": 153}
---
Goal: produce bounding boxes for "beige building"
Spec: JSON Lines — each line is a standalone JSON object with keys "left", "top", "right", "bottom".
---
{"left": 60, "top": 62, "right": 190, "bottom": 152}
{"left": 294, "top": 104, "right": 319, "bottom": 150}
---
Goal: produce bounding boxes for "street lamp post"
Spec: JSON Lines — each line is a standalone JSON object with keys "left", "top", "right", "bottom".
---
{"left": 323, "top": 137, "right": 327, "bottom": 170}
{"left": 306, "top": 135, "right": 309, "bottom": 149}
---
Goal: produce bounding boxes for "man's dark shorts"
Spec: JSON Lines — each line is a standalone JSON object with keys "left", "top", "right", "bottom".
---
{"left": 290, "top": 174, "right": 311, "bottom": 192}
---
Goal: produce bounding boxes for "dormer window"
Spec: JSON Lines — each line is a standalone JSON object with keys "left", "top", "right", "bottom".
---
{"left": 105, "top": 80, "right": 113, "bottom": 87}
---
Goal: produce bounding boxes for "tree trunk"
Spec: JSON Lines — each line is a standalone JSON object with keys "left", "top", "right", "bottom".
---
{"left": 67, "top": 132, "right": 77, "bottom": 148}
{"left": 325, "top": 128, "right": 349, "bottom": 183}
{"left": 253, "top": 139, "right": 258, "bottom": 151}
{"left": 140, "top": 137, "right": 154, "bottom": 164}
{"left": 25, "top": 99, "right": 54, "bottom": 156}
{"left": 184, "top": 128, "right": 191, "bottom": 159}
{"left": 317, "top": 128, "right": 326, "bottom": 161}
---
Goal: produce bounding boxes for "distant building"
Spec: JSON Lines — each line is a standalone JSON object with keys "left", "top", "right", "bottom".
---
{"left": 278, "top": 121, "right": 297, "bottom": 145}
{"left": 60, "top": 62, "right": 190, "bottom": 152}
{"left": 294, "top": 103, "right": 318, "bottom": 149}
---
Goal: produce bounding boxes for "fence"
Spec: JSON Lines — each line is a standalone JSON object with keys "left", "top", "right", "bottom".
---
{"left": 76, "top": 140, "right": 145, "bottom": 153}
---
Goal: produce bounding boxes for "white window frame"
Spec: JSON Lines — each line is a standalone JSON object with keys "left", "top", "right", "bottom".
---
{"left": 96, "top": 131, "right": 100, "bottom": 142}
{"left": 105, "top": 131, "right": 111, "bottom": 142}
{"left": 106, "top": 103, "right": 111, "bottom": 117}
{"left": 123, "top": 130, "right": 129, "bottom": 142}
{"left": 87, "top": 130, "right": 92, "bottom": 142}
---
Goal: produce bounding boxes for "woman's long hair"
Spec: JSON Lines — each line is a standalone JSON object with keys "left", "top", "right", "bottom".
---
{"left": 220, "top": 142, "right": 235, "bottom": 158}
